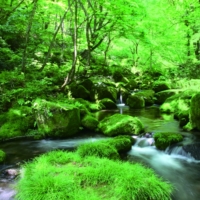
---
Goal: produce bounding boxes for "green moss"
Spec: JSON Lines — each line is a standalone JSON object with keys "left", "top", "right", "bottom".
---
{"left": 107, "top": 135, "right": 135, "bottom": 153}
{"left": 153, "top": 132, "right": 183, "bottom": 150}
{"left": 81, "top": 114, "right": 99, "bottom": 131}
{"left": 126, "top": 94, "right": 145, "bottom": 109}
{"left": 98, "top": 114, "right": 144, "bottom": 136}
{"left": 77, "top": 141, "right": 120, "bottom": 160}
{"left": 153, "top": 81, "right": 170, "bottom": 93}
{"left": 189, "top": 92, "right": 200, "bottom": 130}
{"left": 33, "top": 99, "right": 80, "bottom": 137}
{"left": 16, "top": 150, "right": 173, "bottom": 200}
{"left": 0, "top": 149, "right": 6, "bottom": 162}
{"left": 99, "top": 98, "right": 117, "bottom": 109}
{"left": 136, "top": 90, "right": 155, "bottom": 106}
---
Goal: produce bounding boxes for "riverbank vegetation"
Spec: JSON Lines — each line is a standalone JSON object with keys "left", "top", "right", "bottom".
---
{"left": 16, "top": 146, "right": 173, "bottom": 200}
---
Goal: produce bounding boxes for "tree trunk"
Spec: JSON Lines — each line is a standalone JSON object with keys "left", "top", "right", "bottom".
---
{"left": 39, "top": 4, "right": 71, "bottom": 71}
{"left": 62, "top": 0, "right": 78, "bottom": 87}
{"left": 21, "top": 0, "right": 38, "bottom": 73}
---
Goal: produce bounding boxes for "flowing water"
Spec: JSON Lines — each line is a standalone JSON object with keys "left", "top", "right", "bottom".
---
{"left": 1, "top": 106, "right": 200, "bottom": 200}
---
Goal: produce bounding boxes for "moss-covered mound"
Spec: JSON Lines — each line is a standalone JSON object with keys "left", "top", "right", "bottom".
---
{"left": 98, "top": 113, "right": 144, "bottom": 136}
{"left": 126, "top": 94, "right": 145, "bottom": 109}
{"left": 153, "top": 132, "right": 183, "bottom": 150}
{"left": 0, "top": 149, "right": 6, "bottom": 162}
{"left": 16, "top": 150, "right": 173, "bottom": 200}
{"left": 77, "top": 136, "right": 135, "bottom": 159}
{"left": 81, "top": 114, "right": 99, "bottom": 131}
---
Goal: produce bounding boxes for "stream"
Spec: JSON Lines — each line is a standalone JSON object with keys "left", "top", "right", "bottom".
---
{"left": 1, "top": 106, "right": 200, "bottom": 200}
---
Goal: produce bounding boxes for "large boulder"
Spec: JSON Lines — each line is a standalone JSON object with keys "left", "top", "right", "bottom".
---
{"left": 98, "top": 113, "right": 144, "bottom": 136}
{"left": 33, "top": 99, "right": 80, "bottom": 137}
{"left": 126, "top": 94, "right": 145, "bottom": 109}
{"left": 189, "top": 92, "right": 200, "bottom": 130}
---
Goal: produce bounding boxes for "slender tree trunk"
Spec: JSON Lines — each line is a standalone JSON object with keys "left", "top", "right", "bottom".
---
{"left": 39, "top": 4, "right": 71, "bottom": 71}
{"left": 62, "top": 0, "right": 78, "bottom": 87}
{"left": 21, "top": 0, "right": 38, "bottom": 73}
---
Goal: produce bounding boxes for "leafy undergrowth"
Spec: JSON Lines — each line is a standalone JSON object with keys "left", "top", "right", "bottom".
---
{"left": 16, "top": 150, "right": 173, "bottom": 200}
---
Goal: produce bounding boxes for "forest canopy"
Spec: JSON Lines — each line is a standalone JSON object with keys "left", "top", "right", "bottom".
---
{"left": 0, "top": 0, "right": 200, "bottom": 83}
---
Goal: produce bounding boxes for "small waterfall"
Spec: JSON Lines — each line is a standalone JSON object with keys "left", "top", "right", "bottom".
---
{"left": 117, "top": 93, "right": 125, "bottom": 106}
{"left": 165, "top": 143, "right": 200, "bottom": 161}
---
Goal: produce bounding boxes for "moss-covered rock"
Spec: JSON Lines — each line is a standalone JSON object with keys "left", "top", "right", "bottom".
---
{"left": 98, "top": 114, "right": 144, "bottom": 136}
{"left": 153, "top": 132, "right": 183, "bottom": 150}
{"left": 107, "top": 135, "right": 135, "bottom": 153}
{"left": 33, "top": 99, "right": 80, "bottom": 137}
{"left": 70, "top": 83, "right": 91, "bottom": 100}
{"left": 96, "top": 85, "right": 117, "bottom": 102}
{"left": 126, "top": 94, "right": 145, "bottom": 109}
{"left": 136, "top": 90, "right": 155, "bottom": 106}
{"left": 125, "top": 79, "right": 138, "bottom": 90}
{"left": 0, "top": 106, "right": 35, "bottom": 140}
{"left": 152, "top": 81, "right": 170, "bottom": 93}
{"left": 0, "top": 149, "right": 6, "bottom": 162}
{"left": 100, "top": 98, "right": 117, "bottom": 109}
{"left": 189, "top": 92, "right": 200, "bottom": 130}
{"left": 81, "top": 114, "right": 99, "bottom": 131}
{"left": 155, "top": 90, "right": 180, "bottom": 105}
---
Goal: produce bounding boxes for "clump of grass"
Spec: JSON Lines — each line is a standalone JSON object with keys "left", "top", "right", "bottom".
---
{"left": 77, "top": 140, "right": 120, "bottom": 160}
{"left": 153, "top": 132, "right": 183, "bottom": 150}
{"left": 16, "top": 150, "right": 173, "bottom": 200}
{"left": 0, "top": 149, "right": 6, "bottom": 162}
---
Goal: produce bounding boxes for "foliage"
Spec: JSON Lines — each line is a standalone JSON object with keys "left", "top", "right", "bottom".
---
{"left": 0, "top": 106, "right": 35, "bottom": 141}
{"left": 153, "top": 132, "right": 183, "bottom": 150}
{"left": 16, "top": 150, "right": 173, "bottom": 200}
{"left": 0, "top": 149, "right": 6, "bottom": 162}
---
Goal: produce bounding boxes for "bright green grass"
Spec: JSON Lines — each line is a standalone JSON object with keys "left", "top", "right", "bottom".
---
{"left": 16, "top": 150, "right": 173, "bottom": 200}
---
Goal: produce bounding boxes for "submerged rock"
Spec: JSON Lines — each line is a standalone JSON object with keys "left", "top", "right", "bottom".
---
{"left": 98, "top": 113, "right": 144, "bottom": 136}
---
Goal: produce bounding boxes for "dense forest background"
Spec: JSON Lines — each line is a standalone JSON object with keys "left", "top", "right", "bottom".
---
{"left": 0, "top": 0, "right": 200, "bottom": 114}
